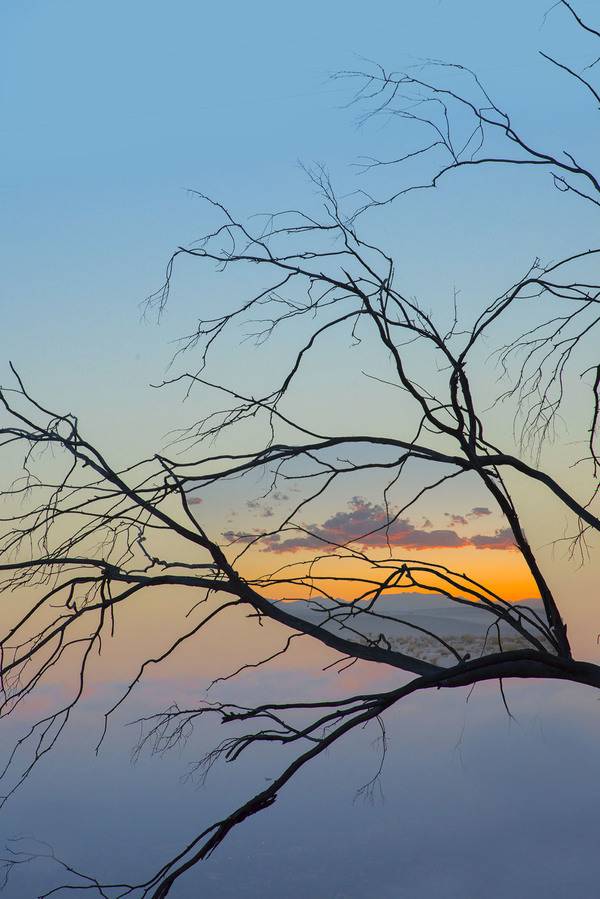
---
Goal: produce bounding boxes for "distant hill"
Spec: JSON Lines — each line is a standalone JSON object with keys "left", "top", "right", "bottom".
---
{"left": 279, "top": 594, "right": 549, "bottom": 664}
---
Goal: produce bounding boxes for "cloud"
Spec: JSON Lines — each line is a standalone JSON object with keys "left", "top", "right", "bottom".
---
{"left": 470, "top": 528, "right": 515, "bottom": 550}
{"left": 445, "top": 513, "right": 468, "bottom": 526}
{"left": 223, "top": 500, "right": 517, "bottom": 555}
{"left": 261, "top": 533, "right": 326, "bottom": 553}
{"left": 231, "top": 497, "right": 470, "bottom": 554}
{"left": 246, "top": 499, "right": 276, "bottom": 518}
{"left": 223, "top": 530, "right": 259, "bottom": 544}
{"left": 467, "top": 506, "right": 492, "bottom": 518}
{"left": 187, "top": 496, "right": 203, "bottom": 505}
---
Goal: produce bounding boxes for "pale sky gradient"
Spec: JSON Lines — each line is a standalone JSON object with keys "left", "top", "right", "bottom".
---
{"left": 3, "top": 0, "right": 599, "bottom": 434}
{"left": 3, "top": 0, "right": 600, "bottom": 635}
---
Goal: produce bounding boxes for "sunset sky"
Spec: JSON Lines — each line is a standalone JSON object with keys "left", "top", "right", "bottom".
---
{"left": 4, "top": 3, "right": 600, "bottom": 897}
{"left": 3, "top": 0, "right": 599, "bottom": 631}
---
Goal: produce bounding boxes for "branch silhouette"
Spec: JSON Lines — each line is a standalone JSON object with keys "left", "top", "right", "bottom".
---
{"left": 1, "top": 3, "right": 600, "bottom": 896}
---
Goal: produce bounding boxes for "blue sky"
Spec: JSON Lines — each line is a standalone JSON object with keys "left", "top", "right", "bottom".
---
{"left": 3, "top": 0, "right": 599, "bottom": 456}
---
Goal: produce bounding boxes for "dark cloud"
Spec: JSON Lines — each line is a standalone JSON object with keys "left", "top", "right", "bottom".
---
{"left": 470, "top": 528, "right": 515, "bottom": 550}
{"left": 222, "top": 530, "right": 259, "bottom": 544}
{"left": 445, "top": 513, "right": 468, "bottom": 526}
{"left": 240, "top": 497, "right": 470, "bottom": 554}
{"left": 224, "top": 500, "right": 516, "bottom": 554}
{"left": 187, "top": 496, "right": 203, "bottom": 505}
{"left": 263, "top": 533, "right": 325, "bottom": 553}
{"left": 467, "top": 506, "right": 492, "bottom": 518}
{"left": 246, "top": 499, "right": 276, "bottom": 518}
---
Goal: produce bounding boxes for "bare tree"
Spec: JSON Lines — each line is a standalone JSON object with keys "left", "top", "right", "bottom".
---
{"left": 1, "top": 2, "right": 599, "bottom": 895}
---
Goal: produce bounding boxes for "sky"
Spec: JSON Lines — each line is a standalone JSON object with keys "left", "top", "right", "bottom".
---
{"left": 2, "top": 0, "right": 599, "bottom": 427}
{"left": 2, "top": 1, "right": 600, "bottom": 896}
{"left": 3, "top": 0, "right": 599, "bottom": 611}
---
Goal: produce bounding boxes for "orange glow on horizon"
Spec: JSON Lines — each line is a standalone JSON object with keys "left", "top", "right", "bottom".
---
{"left": 241, "top": 545, "right": 540, "bottom": 604}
